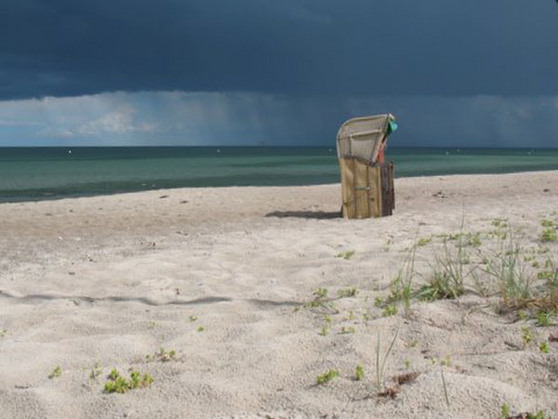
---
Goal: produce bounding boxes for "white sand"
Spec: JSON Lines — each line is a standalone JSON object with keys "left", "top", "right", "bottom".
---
{"left": 1, "top": 171, "right": 557, "bottom": 418}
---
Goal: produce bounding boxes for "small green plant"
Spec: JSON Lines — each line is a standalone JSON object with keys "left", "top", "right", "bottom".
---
{"left": 518, "top": 311, "right": 529, "bottom": 321}
{"left": 147, "top": 320, "right": 157, "bottom": 329}
{"left": 338, "top": 288, "right": 358, "bottom": 298}
{"left": 384, "top": 237, "right": 393, "bottom": 252}
{"left": 539, "top": 341, "right": 550, "bottom": 354}
{"left": 505, "top": 410, "right": 547, "bottom": 419}
{"left": 482, "top": 229, "right": 534, "bottom": 311}
{"left": 355, "top": 364, "right": 364, "bottom": 381}
{"left": 538, "top": 270, "right": 556, "bottom": 281}
{"left": 108, "top": 368, "right": 119, "bottom": 380}
{"left": 0, "top": 329, "right": 7, "bottom": 337}
{"left": 404, "top": 359, "right": 410, "bottom": 369}
{"left": 501, "top": 403, "right": 511, "bottom": 418}
{"left": 189, "top": 315, "right": 198, "bottom": 322}
{"left": 146, "top": 347, "right": 177, "bottom": 362}
{"left": 319, "top": 314, "right": 331, "bottom": 335}
{"left": 374, "top": 297, "right": 383, "bottom": 307}
{"left": 89, "top": 362, "right": 102, "bottom": 381}
{"left": 492, "top": 218, "right": 508, "bottom": 228}
{"left": 388, "top": 242, "right": 418, "bottom": 314}
{"left": 314, "top": 288, "right": 328, "bottom": 299}
{"left": 340, "top": 326, "right": 356, "bottom": 334}
{"left": 382, "top": 304, "right": 398, "bottom": 317}
{"left": 197, "top": 326, "right": 205, "bottom": 332}
{"left": 417, "top": 236, "right": 470, "bottom": 301}
{"left": 536, "top": 311, "right": 552, "bottom": 327}
{"left": 467, "top": 232, "right": 482, "bottom": 248}
{"left": 316, "top": 369, "right": 339, "bottom": 385}
{"left": 416, "top": 236, "right": 432, "bottom": 247}
{"left": 336, "top": 250, "right": 355, "bottom": 260}
{"left": 521, "top": 326, "right": 534, "bottom": 346}
{"left": 104, "top": 375, "right": 130, "bottom": 393}
{"left": 49, "top": 365, "right": 62, "bottom": 379}
{"left": 104, "top": 369, "right": 154, "bottom": 393}
{"left": 375, "top": 324, "right": 401, "bottom": 393}
{"left": 302, "top": 288, "right": 338, "bottom": 314}
{"left": 441, "top": 367, "right": 450, "bottom": 409}
{"left": 541, "top": 228, "right": 558, "bottom": 242}
{"left": 344, "top": 310, "right": 356, "bottom": 321}
{"left": 541, "top": 219, "right": 555, "bottom": 228}
{"left": 441, "top": 355, "right": 451, "bottom": 367}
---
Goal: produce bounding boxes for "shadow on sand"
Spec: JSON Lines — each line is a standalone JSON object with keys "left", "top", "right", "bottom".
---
{"left": 0, "top": 290, "right": 300, "bottom": 309}
{"left": 265, "top": 210, "right": 341, "bottom": 219}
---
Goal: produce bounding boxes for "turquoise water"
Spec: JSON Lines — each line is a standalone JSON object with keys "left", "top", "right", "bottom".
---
{"left": 1, "top": 147, "right": 557, "bottom": 202}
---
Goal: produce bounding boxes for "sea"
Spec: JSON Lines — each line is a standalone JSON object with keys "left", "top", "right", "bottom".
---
{"left": 1, "top": 146, "right": 557, "bottom": 203}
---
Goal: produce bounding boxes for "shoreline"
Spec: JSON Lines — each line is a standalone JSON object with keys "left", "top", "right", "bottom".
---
{"left": 2, "top": 168, "right": 558, "bottom": 205}
{"left": 1, "top": 171, "right": 557, "bottom": 418}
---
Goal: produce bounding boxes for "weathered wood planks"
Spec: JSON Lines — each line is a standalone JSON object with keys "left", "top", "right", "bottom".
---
{"left": 339, "top": 157, "right": 395, "bottom": 219}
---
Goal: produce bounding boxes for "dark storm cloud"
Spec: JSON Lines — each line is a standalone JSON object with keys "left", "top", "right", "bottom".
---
{"left": 2, "top": 0, "right": 557, "bottom": 100}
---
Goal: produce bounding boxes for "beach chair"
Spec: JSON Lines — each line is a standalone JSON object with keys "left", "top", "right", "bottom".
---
{"left": 336, "top": 114, "right": 397, "bottom": 219}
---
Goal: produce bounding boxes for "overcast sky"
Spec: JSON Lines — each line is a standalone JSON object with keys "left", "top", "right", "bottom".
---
{"left": 1, "top": 0, "right": 557, "bottom": 147}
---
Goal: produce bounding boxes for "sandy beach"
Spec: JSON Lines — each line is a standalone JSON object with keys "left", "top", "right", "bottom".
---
{"left": 1, "top": 171, "right": 557, "bottom": 418}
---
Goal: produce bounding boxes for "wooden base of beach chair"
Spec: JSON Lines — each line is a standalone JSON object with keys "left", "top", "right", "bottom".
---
{"left": 339, "top": 158, "right": 395, "bottom": 219}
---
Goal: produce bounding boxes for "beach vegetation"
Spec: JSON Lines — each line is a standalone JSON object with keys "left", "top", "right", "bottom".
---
{"left": 417, "top": 238, "right": 469, "bottom": 301}
{"left": 540, "top": 227, "right": 557, "bottom": 242}
{"left": 375, "top": 325, "right": 400, "bottom": 393}
{"left": 197, "top": 326, "right": 205, "bottom": 332}
{"left": 501, "top": 405, "right": 547, "bottom": 419}
{"left": 343, "top": 310, "right": 356, "bottom": 321}
{"left": 340, "top": 326, "right": 356, "bottom": 334}
{"left": 416, "top": 236, "right": 432, "bottom": 247}
{"left": 382, "top": 304, "right": 398, "bottom": 317}
{"left": 491, "top": 218, "right": 508, "bottom": 228}
{"left": 338, "top": 287, "right": 358, "bottom": 298}
{"left": 540, "top": 219, "right": 555, "bottom": 228}
{"left": 521, "top": 326, "right": 534, "bottom": 346}
{"left": 404, "top": 359, "right": 410, "bottom": 369}
{"left": 535, "top": 310, "right": 553, "bottom": 327}
{"left": 336, "top": 250, "right": 355, "bottom": 260}
{"left": 384, "top": 237, "right": 393, "bottom": 252}
{"left": 318, "top": 316, "right": 331, "bottom": 336}
{"left": 104, "top": 368, "right": 153, "bottom": 393}
{"left": 517, "top": 310, "right": 529, "bottom": 321}
{"left": 314, "top": 288, "right": 328, "bottom": 299}
{"left": 0, "top": 329, "right": 7, "bottom": 337}
{"left": 481, "top": 230, "right": 535, "bottom": 311}
{"left": 189, "top": 315, "right": 198, "bottom": 322}
{"left": 537, "top": 264, "right": 557, "bottom": 281}
{"left": 407, "top": 338, "right": 418, "bottom": 348}
{"left": 501, "top": 403, "right": 511, "bottom": 418}
{"left": 89, "top": 362, "right": 102, "bottom": 381}
{"left": 539, "top": 341, "right": 550, "bottom": 354}
{"left": 385, "top": 242, "right": 417, "bottom": 315}
{"left": 355, "top": 364, "right": 364, "bottom": 381}
{"left": 146, "top": 347, "right": 177, "bottom": 362}
{"left": 440, "top": 367, "right": 450, "bottom": 409}
{"left": 316, "top": 369, "right": 339, "bottom": 385}
{"left": 48, "top": 365, "right": 62, "bottom": 379}
{"left": 301, "top": 288, "right": 338, "bottom": 314}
